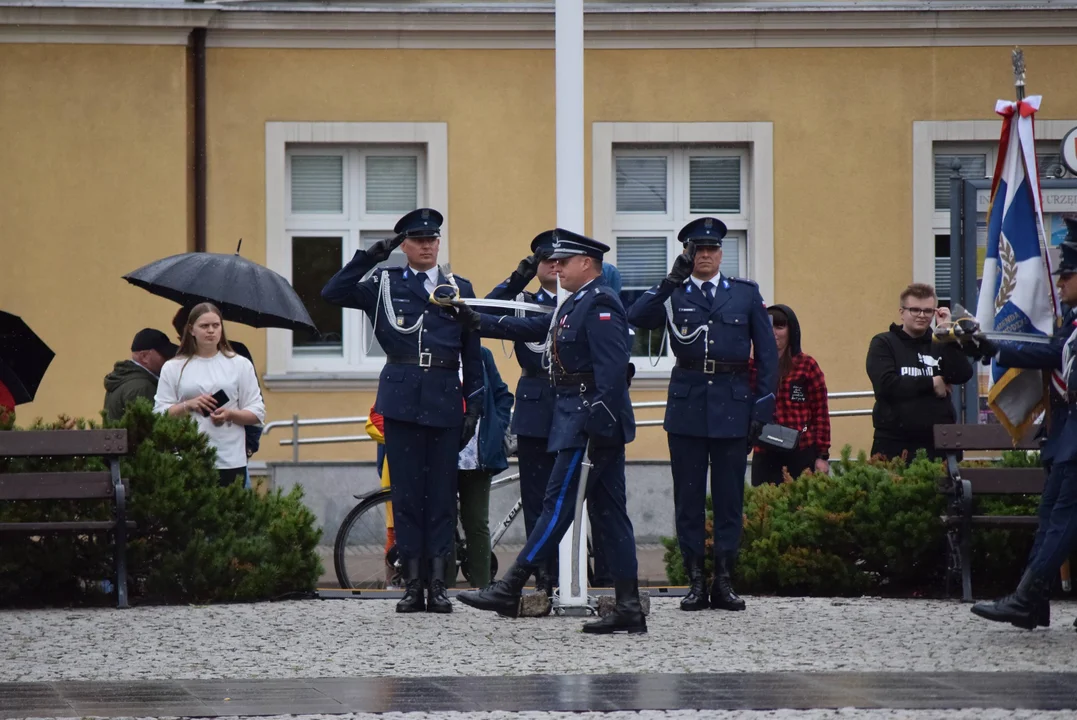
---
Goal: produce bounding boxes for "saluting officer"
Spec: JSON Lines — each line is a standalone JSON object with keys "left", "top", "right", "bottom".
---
{"left": 627, "top": 217, "right": 777, "bottom": 612}
{"left": 454, "top": 230, "right": 647, "bottom": 634}
{"left": 321, "top": 208, "right": 484, "bottom": 615}
{"left": 964, "top": 223, "right": 1077, "bottom": 630}
{"left": 484, "top": 232, "right": 560, "bottom": 597}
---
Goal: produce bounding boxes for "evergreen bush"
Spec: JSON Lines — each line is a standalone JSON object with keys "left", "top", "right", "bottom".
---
{"left": 0, "top": 399, "right": 321, "bottom": 606}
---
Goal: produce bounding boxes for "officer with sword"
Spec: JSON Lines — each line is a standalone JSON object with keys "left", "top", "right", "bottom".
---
{"left": 320, "top": 208, "right": 484, "bottom": 615}
{"left": 955, "top": 221, "right": 1077, "bottom": 630}
{"left": 449, "top": 229, "right": 647, "bottom": 634}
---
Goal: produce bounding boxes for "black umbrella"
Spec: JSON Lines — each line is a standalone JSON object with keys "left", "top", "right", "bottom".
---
{"left": 122, "top": 240, "right": 316, "bottom": 333}
{"left": 0, "top": 311, "right": 55, "bottom": 405}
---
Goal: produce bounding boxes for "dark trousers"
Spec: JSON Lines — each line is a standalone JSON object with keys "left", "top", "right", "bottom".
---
{"left": 518, "top": 435, "right": 614, "bottom": 585}
{"left": 383, "top": 418, "right": 459, "bottom": 560}
{"left": 517, "top": 444, "right": 639, "bottom": 581}
{"left": 218, "top": 467, "right": 246, "bottom": 488}
{"left": 870, "top": 436, "right": 946, "bottom": 462}
{"left": 1027, "top": 459, "right": 1077, "bottom": 578}
{"left": 453, "top": 468, "right": 493, "bottom": 588}
{"left": 751, "top": 447, "right": 818, "bottom": 486}
{"left": 669, "top": 433, "right": 746, "bottom": 558}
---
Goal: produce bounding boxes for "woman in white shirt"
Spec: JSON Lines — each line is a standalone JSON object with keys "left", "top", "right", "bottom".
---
{"left": 154, "top": 302, "right": 266, "bottom": 487}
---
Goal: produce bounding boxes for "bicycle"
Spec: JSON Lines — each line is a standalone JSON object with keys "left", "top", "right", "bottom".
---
{"left": 333, "top": 471, "right": 595, "bottom": 590}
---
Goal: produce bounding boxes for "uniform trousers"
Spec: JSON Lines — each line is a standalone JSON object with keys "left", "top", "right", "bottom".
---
{"left": 1027, "top": 459, "right": 1077, "bottom": 578}
{"left": 383, "top": 418, "right": 459, "bottom": 561}
{"left": 517, "top": 435, "right": 613, "bottom": 584}
{"left": 668, "top": 433, "right": 747, "bottom": 559}
{"left": 517, "top": 443, "right": 639, "bottom": 581}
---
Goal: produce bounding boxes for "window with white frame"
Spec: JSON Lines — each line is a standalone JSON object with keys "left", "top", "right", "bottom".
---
{"left": 286, "top": 145, "right": 425, "bottom": 372}
{"left": 932, "top": 144, "right": 1066, "bottom": 308}
{"left": 611, "top": 145, "right": 750, "bottom": 361}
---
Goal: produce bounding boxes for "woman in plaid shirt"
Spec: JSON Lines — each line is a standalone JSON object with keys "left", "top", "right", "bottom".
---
{"left": 749, "top": 304, "right": 831, "bottom": 485}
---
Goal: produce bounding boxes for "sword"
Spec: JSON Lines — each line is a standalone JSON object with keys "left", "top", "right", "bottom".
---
{"left": 428, "top": 285, "right": 555, "bottom": 314}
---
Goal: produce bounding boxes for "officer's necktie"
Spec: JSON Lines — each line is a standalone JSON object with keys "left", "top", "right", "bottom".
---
{"left": 701, "top": 281, "right": 715, "bottom": 302}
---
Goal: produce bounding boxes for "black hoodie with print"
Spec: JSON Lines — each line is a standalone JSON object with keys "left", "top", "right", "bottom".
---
{"left": 866, "top": 323, "right": 974, "bottom": 442}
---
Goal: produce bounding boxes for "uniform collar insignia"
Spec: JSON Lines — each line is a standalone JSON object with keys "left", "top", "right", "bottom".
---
{"left": 575, "top": 291, "right": 585, "bottom": 300}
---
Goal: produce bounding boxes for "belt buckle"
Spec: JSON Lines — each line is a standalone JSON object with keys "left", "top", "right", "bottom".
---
{"left": 703, "top": 359, "right": 716, "bottom": 374}
{"left": 419, "top": 352, "right": 433, "bottom": 368}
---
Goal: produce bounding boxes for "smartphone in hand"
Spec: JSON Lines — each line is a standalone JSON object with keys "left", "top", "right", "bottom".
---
{"left": 201, "top": 389, "right": 231, "bottom": 417}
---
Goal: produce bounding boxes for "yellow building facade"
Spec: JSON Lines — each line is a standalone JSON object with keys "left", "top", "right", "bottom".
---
{"left": 4, "top": 1, "right": 1077, "bottom": 464}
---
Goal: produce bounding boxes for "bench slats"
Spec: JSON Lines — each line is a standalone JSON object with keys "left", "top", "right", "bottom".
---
{"left": 0, "top": 521, "right": 135, "bottom": 532}
{"left": 0, "top": 472, "right": 115, "bottom": 501}
{"left": 961, "top": 467, "right": 1045, "bottom": 494}
{"left": 933, "top": 423, "right": 1041, "bottom": 451}
{"left": 943, "top": 514, "right": 1039, "bottom": 528}
{"left": 0, "top": 430, "right": 128, "bottom": 458}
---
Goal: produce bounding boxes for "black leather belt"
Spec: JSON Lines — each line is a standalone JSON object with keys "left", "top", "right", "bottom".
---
{"left": 386, "top": 353, "right": 459, "bottom": 370}
{"left": 520, "top": 368, "right": 551, "bottom": 380}
{"left": 676, "top": 359, "right": 749, "bottom": 374}
{"left": 553, "top": 372, "right": 595, "bottom": 387}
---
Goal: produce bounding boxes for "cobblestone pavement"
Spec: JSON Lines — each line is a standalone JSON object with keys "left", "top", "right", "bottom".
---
{"left": 3, "top": 597, "right": 1076, "bottom": 682}
{"left": 16, "top": 711, "right": 1077, "bottom": 720}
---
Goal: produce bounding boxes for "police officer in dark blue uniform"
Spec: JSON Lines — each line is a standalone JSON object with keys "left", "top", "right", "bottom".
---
{"left": 320, "top": 208, "right": 484, "bottom": 615}
{"left": 484, "top": 232, "right": 560, "bottom": 596}
{"left": 453, "top": 230, "right": 646, "bottom": 634}
{"left": 627, "top": 217, "right": 778, "bottom": 612}
{"left": 964, "top": 223, "right": 1077, "bottom": 630}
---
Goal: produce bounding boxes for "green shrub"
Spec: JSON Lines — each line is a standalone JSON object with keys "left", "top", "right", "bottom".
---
{"left": 663, "top": 446, "right": 1041, "bottom": 597}
{"left": 0, "top": 399, "right": 322, "bottom": 606}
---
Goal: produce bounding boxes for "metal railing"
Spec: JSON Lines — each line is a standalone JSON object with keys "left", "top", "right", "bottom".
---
{"left": 264, "top": 390, "right": 875, "bottom": 462}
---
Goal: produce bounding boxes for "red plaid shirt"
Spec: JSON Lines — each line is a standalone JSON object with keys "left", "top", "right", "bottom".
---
{"left": 749, "top": 353, "right": 830, "bottom": 455}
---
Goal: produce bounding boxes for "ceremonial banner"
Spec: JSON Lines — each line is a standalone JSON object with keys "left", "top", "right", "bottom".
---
{"left": 975, "top": 94, "right": 1062, "bottom": 439}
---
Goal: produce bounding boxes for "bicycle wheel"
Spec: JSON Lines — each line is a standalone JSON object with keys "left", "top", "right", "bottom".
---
{"left": 334, "top": 489, "right": 399, "bottom": 590}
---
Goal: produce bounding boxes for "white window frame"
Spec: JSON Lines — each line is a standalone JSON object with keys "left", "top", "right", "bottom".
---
{"left": 594, "top": 122, "right": 774, "bottom": 381}
{"left": 912, "top": 119, "right": 1077, "bottom": 287}
{"left": 265, "top": 122, "right": 448, "bottom": 390}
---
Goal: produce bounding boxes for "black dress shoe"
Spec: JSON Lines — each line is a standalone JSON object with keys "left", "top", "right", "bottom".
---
{"left": 970, "top": 569, "right": 1050, "bottom": 630}
{"left": 457, "top": 562, "right": 533, "bottom": 618}
{"left": 396, "top": 558, "right": 426, "bottom": 613}
{"left": 679, "top": 556, "right": 708, "bottom": 612}
{"left": 710, "top": 553, "right": 746, "bottom": 611}
{"left": 582, "top": 579, "right": 647, "bottom": 634}
{"left": 426, "top": 556, "right": 453, "bottom": 613}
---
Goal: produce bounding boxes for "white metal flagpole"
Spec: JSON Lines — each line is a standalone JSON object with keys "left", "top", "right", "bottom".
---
{"left": 553, "top": 0, "right": 590, "bottom": 615}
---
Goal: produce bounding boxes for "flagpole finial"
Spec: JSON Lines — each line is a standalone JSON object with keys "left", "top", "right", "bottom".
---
{"left": 1012, "top": 47, "right": 1026, "bottom": 101}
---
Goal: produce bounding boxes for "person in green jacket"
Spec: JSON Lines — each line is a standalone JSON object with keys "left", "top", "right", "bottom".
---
{"left": 103, "top": 328, "right": 177, "bottom": 421}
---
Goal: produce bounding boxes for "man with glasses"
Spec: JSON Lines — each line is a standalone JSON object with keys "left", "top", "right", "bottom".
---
{"left": 866, "top": 283, "right": 973, "bottom": 461}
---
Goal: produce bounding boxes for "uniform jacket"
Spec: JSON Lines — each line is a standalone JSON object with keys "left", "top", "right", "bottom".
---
{"left": 866, "top": 323, "right": 973, "bottom": 443}
{"left": 994, "top": 307, "right": 1077, "bottom": 465}
{"left": 321, "top": 249, "right": 484, "bottom": 428}
{"left": 485, "top": 272, "right": 558, "bottom": 438}
{"left": 478, "top": 277, "right": 635, "bottom": 453}
{"left": 626, "top": 274, "right": 778, "bottom": 438}
{"left": 103, "top": 360, "right": 159, "bottom": 422}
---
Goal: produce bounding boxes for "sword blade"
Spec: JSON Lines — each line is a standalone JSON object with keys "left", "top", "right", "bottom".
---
{"left": 981, "top": 331, "right": 1054, "bottom": 345}
{"left": 454, "top": 298, "right": 555, "bottom": 314}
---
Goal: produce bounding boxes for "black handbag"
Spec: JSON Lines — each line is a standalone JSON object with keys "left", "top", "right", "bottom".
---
{"left": 757, "top": 423, "right": 801, "bottom": 451}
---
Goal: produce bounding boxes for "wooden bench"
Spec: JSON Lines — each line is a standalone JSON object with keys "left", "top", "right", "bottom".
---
{"left": 0, "top": 429, "right": 133, "bottom": 608}
{"left": 934, "top": 423, "right": 1043, "bottom": 602}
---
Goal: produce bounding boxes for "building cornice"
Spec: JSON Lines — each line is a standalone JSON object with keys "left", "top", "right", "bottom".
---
{"left": 4, "top": 1, "right": 1077, "bottom": 47}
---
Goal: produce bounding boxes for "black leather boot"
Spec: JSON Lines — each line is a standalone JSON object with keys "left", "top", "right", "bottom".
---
{"left": 680, "top": 556, "right": 708, "bottom": 611}
{"left": 426, "top": 556, "right": 453, "bottom": 614}
{"left": 971, "top": 569, "right": 1050, "bottom": 630}
{"left": 457, "top": 562, "right": 533, "bottom": 618}
{"left": 395, "top": 558, "right": 425, "bottom": 613}
{"left": 710, "top": 553, "right": 746, "bottom": 611}
{"left": 582, "top": 579, "right": 648, "bottom": 634}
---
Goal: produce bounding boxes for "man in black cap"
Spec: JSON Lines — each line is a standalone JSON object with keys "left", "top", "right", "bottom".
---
{"left": 626, "top": 217, "right": 778, "bottom": 613}
{"left": 103, "top": 328, "right": 177, "bottom": 421}
{"left": 321, "top": 207, "right": 483, "bottom": 615}
{"left": 453, "top": 229, "right": 646, "bottom": 634}
{"left": 963, "top": 218, "right": 1077, "bottom": 630}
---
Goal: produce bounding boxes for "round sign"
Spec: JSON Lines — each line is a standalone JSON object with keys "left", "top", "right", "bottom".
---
{"left": 1062, "top": 126, "right": 1077, "bottom": 176}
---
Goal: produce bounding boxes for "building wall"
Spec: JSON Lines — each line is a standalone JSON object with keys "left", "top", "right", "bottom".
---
{"left": 0, "top": 43, "right": 190, "bottom": 426}
{"left": 7, "top": 40, "right": 1077, "bottom": 462}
